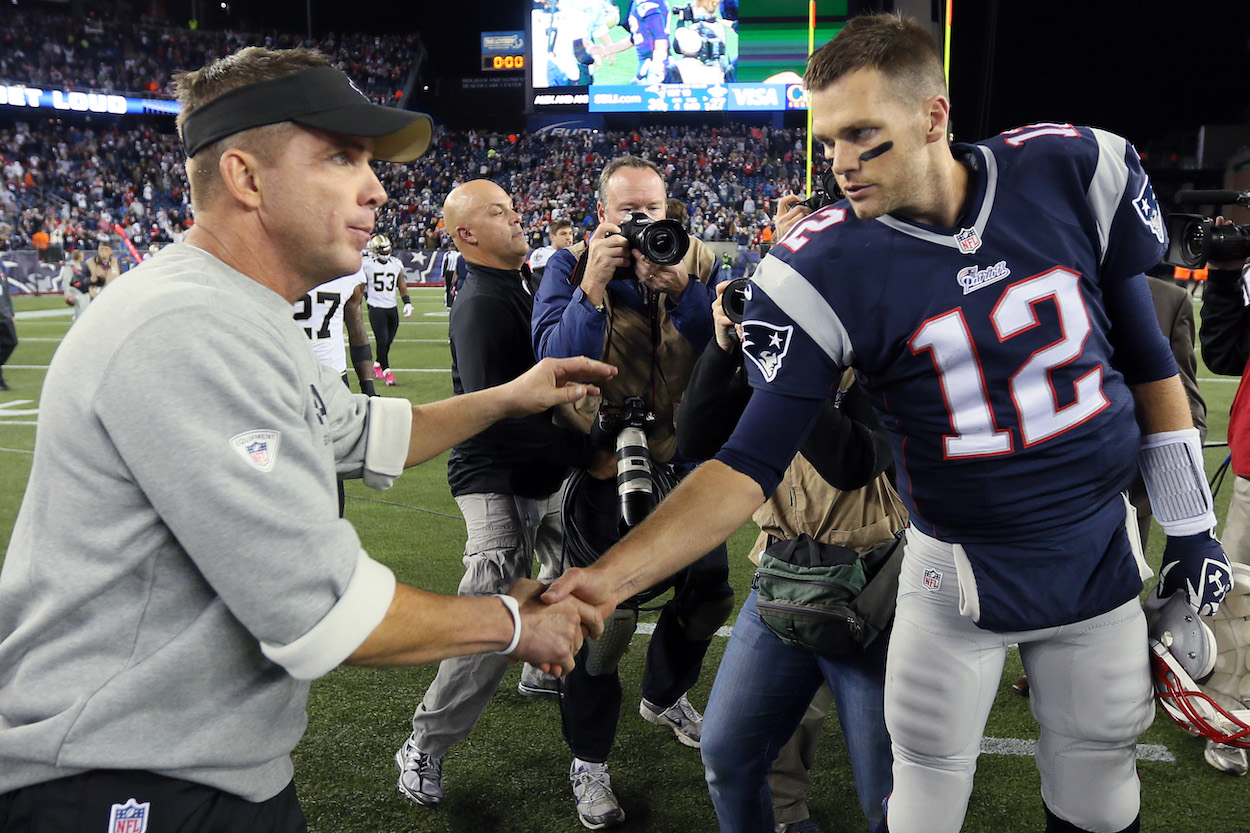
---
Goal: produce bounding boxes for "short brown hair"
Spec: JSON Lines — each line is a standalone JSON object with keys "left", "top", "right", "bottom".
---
{"left": 665, "top": 198, "right": 690, "bottom": 228}
{"left": 549, "top": 218, "right": 573, "bottom": 235}
{"left": 804, "top": 14, "right": 946, "bottom": 104}
{"left": 174, "top": 47, "right": 332, "bottom": 206}
{"left": 598, "top": 155, "right": 666, "bottom": 206}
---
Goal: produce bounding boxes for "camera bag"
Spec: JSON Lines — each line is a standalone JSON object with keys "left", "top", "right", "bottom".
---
{"left": 753, "top": 529, "right": 905, "bottom": 656}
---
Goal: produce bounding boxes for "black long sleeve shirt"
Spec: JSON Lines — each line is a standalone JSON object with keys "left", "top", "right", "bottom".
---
{"left": 1199, "top": 267, "right": 1249, "bottom": 377}
{"left": 448, "top": 261, "right": 592, "bottom": 498}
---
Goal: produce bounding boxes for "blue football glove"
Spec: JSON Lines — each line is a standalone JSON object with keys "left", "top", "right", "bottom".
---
{"left": 1150, "top": 530, "right": 1234, "bottom": 617}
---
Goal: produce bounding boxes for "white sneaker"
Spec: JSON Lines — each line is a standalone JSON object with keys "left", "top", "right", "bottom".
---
{"left": 640, "top": 693, "right": 702, "bottom": 748}
{"left": 518, "top": 663, "right": 560, "bottom": 698}
{"left": 570, "top": 758, "right": 625, "bottom": 829}
{"left": 1205, "top": 740, "right": 1249, "bottom": 776}
{"left": 395, "top": 734, "right": 444, "bottom": 806}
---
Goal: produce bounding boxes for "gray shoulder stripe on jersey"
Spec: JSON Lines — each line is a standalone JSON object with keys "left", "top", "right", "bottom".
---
{"left": 1087, "top": 128, "right": 1130, "bottom": 265}
{"left": 874, "top": 145, "right": 998, "bottom": 248}
{"left": 751, "top": 257, "right": 855, "bottom": 367}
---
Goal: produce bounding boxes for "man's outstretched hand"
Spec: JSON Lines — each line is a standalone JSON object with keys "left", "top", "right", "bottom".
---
{"left": 501, "top": 356, "right": 616, "bottom": 419}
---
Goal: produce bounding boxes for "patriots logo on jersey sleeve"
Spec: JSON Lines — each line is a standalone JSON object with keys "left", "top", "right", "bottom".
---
{"left": 742, "top": 320, "right": 794, "bottom": 383}
{"left": 1132, "top": 180, "right": 1167, "bottom": 244}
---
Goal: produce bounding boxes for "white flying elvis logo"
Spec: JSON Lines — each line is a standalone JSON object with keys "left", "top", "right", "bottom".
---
{"left": 742, "top": 321, "right": 794, "bottom": 383}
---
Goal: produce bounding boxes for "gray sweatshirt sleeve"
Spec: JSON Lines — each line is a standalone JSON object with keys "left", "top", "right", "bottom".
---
{"left": 92, "top": 307, "right": 394, "bottom": 678}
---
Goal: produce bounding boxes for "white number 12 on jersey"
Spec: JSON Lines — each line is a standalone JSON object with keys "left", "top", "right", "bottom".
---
{"left": 909, "top": 268, "right": 1109, "bottom": 459}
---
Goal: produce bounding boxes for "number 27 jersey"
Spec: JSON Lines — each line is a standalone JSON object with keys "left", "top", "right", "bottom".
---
{"left": 742, "top": 125, "right": 1170, "bottom": 542}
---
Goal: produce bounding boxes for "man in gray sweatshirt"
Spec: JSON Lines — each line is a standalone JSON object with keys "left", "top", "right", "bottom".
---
{"left": 0, "top": 46, "right": 609, "bottom": 833}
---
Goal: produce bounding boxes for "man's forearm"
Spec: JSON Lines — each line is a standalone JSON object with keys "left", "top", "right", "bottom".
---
{"left": 593, "top": 460, "right": 763, "bottom": 604}
{"left": 404, "top": 385, "right": 512, "bottom": 466}
{"left": 346, "top": 583, "right": 514, "bottom": 666}
{"left": 1131, "top": 374, "right": 1194, "bottom": 434}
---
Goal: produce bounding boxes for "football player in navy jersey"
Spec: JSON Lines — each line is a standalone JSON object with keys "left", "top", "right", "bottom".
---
{"left": 545, "top": 14, "right": 1232, "bottom": 833}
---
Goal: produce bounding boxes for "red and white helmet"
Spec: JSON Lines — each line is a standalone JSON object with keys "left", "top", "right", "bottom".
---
{"left": 1150, "top": 565, "right": 1250, "bottom": 749}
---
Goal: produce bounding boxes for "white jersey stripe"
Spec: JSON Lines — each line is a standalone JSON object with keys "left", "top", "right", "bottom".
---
{"left": 750, "top": 256, "right": 855, "bottom": 367}
{"left": 1087, "top": 129, "right": 1130, "bottom": 266}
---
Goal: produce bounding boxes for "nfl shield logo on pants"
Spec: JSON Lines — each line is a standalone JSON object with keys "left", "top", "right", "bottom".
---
{"left": 923, "top": 568, "right": 943, "bottom": 591}
{"left": 955, "top": 227, "right": 982, "bottom": 254}
{"left": 108, "top": 799, "right": 150, "bottom": 833}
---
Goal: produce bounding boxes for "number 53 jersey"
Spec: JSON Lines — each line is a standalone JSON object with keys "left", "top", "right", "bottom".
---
{"left": 741, "top": 126, "right": 1173, "bottom": 626}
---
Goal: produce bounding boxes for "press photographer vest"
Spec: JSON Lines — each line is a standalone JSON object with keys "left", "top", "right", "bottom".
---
{"left": 748, "top": 371, "right": 909, "bottom": 563}
{"left": 555, "top": 240, "right": 713, "bottom": 462}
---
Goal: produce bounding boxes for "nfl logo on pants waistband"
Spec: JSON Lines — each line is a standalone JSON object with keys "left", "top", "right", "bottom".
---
{"left": 109, "top": 799, "right": 150, "bottom": 833}
{"left": 955, "top": 227, "right": 982, "bottom": 254}
{"left": 923, "top": 568, "right": 943, "bottom": 591}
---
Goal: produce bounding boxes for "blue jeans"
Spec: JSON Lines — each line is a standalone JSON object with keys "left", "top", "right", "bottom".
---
{"left": 701, "top": 589, "right": 892, "bottom": 833}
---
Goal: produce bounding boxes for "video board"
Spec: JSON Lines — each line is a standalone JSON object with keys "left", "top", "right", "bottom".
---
{"left": 527, "top": 0, "right": 847, "bottom": 113}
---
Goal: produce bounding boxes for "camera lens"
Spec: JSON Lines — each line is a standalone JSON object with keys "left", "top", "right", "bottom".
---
{"left": 637, "top": 219, "right": 689, "bottom": 266}
{"left": 649, "top": 229, "right": 675, "bottom": 259}
{"left": 1181, "top": 220, "right": 1208, "bottom": 265}
{"left": 615, "top": 426, "right": 655, "bottom": 529}
{"left": 723, "top": 277, "right": 750, "bottom": 324}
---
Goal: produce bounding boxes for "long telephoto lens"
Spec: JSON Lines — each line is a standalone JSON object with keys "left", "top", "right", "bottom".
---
{"left": 615, "top": 425, "right": 655, "bottom": 529}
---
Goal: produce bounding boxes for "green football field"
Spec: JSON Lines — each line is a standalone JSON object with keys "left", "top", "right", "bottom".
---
{"left": 1, "top": 287, "right": 1246, "bottom": 833}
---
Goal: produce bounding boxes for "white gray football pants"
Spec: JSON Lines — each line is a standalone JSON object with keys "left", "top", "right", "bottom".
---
{"left": 884, "top": 526, "right": 1153, "bottom": 833}
{"left": 408, "top": 489, "right": 563, "bottom": 756}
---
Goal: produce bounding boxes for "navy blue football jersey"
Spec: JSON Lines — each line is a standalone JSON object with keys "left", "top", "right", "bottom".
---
{"left": 739, "top": 125, "right": 1170, "bottom": 628}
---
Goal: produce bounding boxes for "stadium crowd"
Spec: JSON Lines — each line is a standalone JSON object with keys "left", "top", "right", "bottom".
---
{"left": 2, "top": 120, "right": 802, "bottom": 254}
{"left": 0, "top": 6, "right": 421, "bottom": 101}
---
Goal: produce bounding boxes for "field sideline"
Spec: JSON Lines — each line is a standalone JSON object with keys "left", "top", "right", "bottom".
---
{"left": 1, "top": 286, "right": 1247, "bottom": 833}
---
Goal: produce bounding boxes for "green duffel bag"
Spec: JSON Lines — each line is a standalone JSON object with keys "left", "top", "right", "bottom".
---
{"left": 753, "top": 529, "right": 905, "bottom": 656}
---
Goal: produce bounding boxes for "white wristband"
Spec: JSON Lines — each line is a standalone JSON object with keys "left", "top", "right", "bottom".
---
{"left": 1138, "top": 427, "right": 1216, "bottom": 537}
{"left": 493, "top": 593, "right": 522, "bottom": 656}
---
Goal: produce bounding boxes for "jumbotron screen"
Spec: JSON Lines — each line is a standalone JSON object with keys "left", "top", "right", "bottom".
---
{"left": 527, "top": 0, "right": 847, "bottom": 113}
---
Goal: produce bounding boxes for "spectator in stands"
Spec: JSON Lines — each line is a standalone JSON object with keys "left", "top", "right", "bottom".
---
{"left": 532, "top": 155, "right": 732, "bottom": 830}
{"left": 667, "top": 196, "right": 719, "bottom": 283}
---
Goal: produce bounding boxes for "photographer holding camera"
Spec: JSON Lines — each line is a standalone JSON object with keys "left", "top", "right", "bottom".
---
{"left": 680, "top": 278, "right": 906, "bottom": 833}
{"left": 532, "top": 155, "right": 733, "bottom": 829}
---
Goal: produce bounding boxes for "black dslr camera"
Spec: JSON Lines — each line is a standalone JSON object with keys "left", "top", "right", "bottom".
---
{"left": 591, "top": 396, "right": 658, "bottom": 530}
{"left": 615, "top": 211, "right": 690, "bottom": 272}
{"left": 796, "top": 167, "right": 842, "bottom": 212}
{"left": 1166, "top": 190, "right": 1250, "bottom": 268}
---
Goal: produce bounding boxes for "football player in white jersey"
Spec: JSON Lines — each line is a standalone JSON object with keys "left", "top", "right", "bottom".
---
{"left": 293, "top": 269, "right": 375, "bottom": 394}
{"left": 363, "top": 233, "right": 410, "bottom": 386}
{"left": 294, "top": 268, "right": 375, "bottom": 516}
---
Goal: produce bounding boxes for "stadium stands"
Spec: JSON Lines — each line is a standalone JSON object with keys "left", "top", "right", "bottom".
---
{"left": 0, "top": 10, "right": 809, "bottom": 253}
